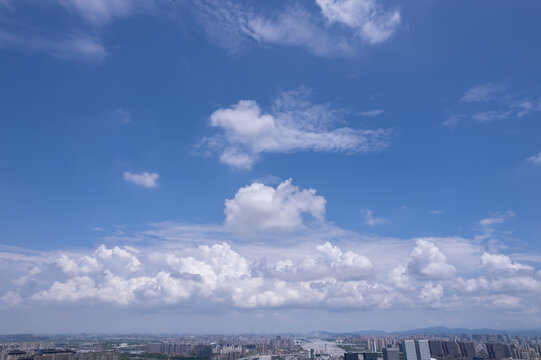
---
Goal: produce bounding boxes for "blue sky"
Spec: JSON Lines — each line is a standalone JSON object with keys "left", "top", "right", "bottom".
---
{"left": 1, "top": 0, "right": 541, "bottom": 333}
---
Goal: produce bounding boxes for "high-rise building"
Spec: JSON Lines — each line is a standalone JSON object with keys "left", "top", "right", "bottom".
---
{"left": 416, "top": 340, "right": 430, "bottom": 360}
{"left": 344, "top": 353, "right": 359, "bottom": 360}
{"left": 429, "top": 341, "right": 444, "bottom": 358}
{"left": 403, "top": 340, "right": 418, "bottom": 360}
{"left": 383, "top": 348, "right": 400, "bottom": 360}
{"left": 486, "top": 343, "right": 505, "bottom": 360}
{"left": 443, "top": 342, "right": 460, "bottom": 357}
{"left": 362, "top": 353, "right": 379, "bottom": 360}
{"left": 458, "top": 342, "right": 476, "bottom": 359}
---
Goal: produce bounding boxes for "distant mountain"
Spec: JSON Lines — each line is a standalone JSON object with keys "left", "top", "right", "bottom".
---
{"left": 306, "top": 326, "right": 541, "bottom": 338}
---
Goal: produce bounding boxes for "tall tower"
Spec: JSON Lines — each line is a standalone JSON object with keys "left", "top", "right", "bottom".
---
{"left": 403, "top": 340, "right": 418, "bottom": 360}
{"left": 416, "top": 340, "right": 430, "bottom": 360}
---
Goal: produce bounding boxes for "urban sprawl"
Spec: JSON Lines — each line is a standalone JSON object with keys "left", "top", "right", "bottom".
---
{"left": 1, "top": 332, "right": 540, "bottom": 360}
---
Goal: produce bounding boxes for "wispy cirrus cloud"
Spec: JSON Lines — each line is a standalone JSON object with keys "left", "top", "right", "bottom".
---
{"left": 444, "top": 82, "right": 541, "bottom": 126}
{"left": 55, "top": 0, "right": 150, "bottom": 26}
{"left": 0, "top": 29, "right": 107, "bottom": 63}
{"left": 315, "top": 0, "right": 401, "bottom": 45}
{"left": 360, "top": 109, "right": 384, "bottom": 117}
{"left": 188, "top": 0, "right": 401, "bottom": 58}
{"left": 460, "top": 82, "right": 505, "bottom": 103}
{"left": 1, "top": 0, "right": 401, "bottom": 63}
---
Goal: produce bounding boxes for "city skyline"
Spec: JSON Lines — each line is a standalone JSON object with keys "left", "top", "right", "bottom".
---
{"left": 1, "top": 0, "right": 541, "bottom": 333}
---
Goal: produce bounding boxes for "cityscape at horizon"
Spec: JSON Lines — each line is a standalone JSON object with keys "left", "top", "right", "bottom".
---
{"left": 1, "top": 0, "right": 541, "bottom": 334}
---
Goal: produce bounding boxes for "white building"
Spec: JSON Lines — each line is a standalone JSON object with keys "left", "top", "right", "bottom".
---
{"left": 404, "top": 340, "right": 418, "bottom": 360}
{"left": 415, "top": 340, "right": 430, "bottom": 360}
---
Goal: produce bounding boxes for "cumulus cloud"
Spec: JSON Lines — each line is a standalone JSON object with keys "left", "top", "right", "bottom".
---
{"left": 224, "top": 179, "right": 326, "bottom": 234}
{"left": 407, "top": 239, "right": 456, "bottom": 280}
{"left": 481, "top": 252, "right": 534, "bottom": 276}
{"left": 201, "top": 90, "right": 390, "bottom": 169}
{"left": 123, "top": 171, "right": 160, "bottom": 188}
{"left": 315, "top": 0, "right": 401, "bottom": 44}
{"left": 419, "top": 282, "right": 443, "bottom": 302}
{"left": 1, "top": 227, "right": 541, "bottom": 316}
{"left": 361, "top": 209, "right": 387, "bottom": 225}
{"left": 11, "top": 241, "right": 375, "bottom": 309}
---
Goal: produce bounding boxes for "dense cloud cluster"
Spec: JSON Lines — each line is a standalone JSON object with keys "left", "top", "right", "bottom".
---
{"left": 1, "top": 235, "right": 539, "bottom": 313}
{"left": 1, "top": 178, "right": 539, "bottom": 313}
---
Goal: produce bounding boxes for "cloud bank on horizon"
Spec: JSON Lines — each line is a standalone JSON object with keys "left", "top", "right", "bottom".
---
{"left": 1, "top": 180, "right": 540, "bottom": 324}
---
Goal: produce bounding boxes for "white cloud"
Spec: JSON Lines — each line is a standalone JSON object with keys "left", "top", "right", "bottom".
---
{"left": 481, "top": 252, "right": 534, "bottom": 276}
{"left": 55, "top": 0, "right": 147, "bottom": 25}
{"left": 361, "top": 209, "right": 387, "bottom": 225}
{"left": 514, "top": 99, "right": 541, "bottom": 118}
{"left": 95, "top": 245, "right": 141, "bottom": 273}
{"left": 224, "top": 179, "right": 326, "bottom": 233}
{"left": 407, "top": 239, "right": 456, "bottom": 280}
{"left": 419, "top": 282, "right": 443, "bottom": 302}
{"left": 527, "top": 152, "right": 541, "bottom": 164}
{"left": 219, "top": 148, "right": 256, "bottom": 170}
{"left": 430, "top": 209, "right": 444, "bottom": 215}
{"left": 1, "top": 225, "right": 541, "bottom": 318}
{"left": 189, "top": 1, "right": 356, "bottom": 57}
{"left": 360, "top": 109, "right": 384, "bottom": 117}
{"left": 246, "top": 5, "right": 356, "bottom": 58}
{"left": 479, "top": 211, "right": 514, "bottom": 226}
{"left": 0, "top": 30, "right": 107, "bottom": 64}
{"left": 202, "top": 90, "right": 390, "bottom": 169}
{"left": 442, "top": 114, "right": 465, "bottom": 127}
{"left": 259, "top": 242, "right": 373, "bottom": 282}
{"left": 460, "top": 82, "right": 504, "bottom": 103}
{"left": 315, "top": 0, "right": 401, "bottom": 44}
{"left": 446, "top": 83, "right": 541, "bottom": 127}
{"left": 55, "top": 254, "right": 100, "bottom": 274}
{"left": 190, "top": 0, "right": 399, "bottom": 58}
{"left": 470, "top": 110, "right": 511, "bottom": 123}
{"left": 115, "top": 108, "right": 131, "bottom": 124}
{"left": 123, "top": 171, "right": 160, "bottom": 188}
